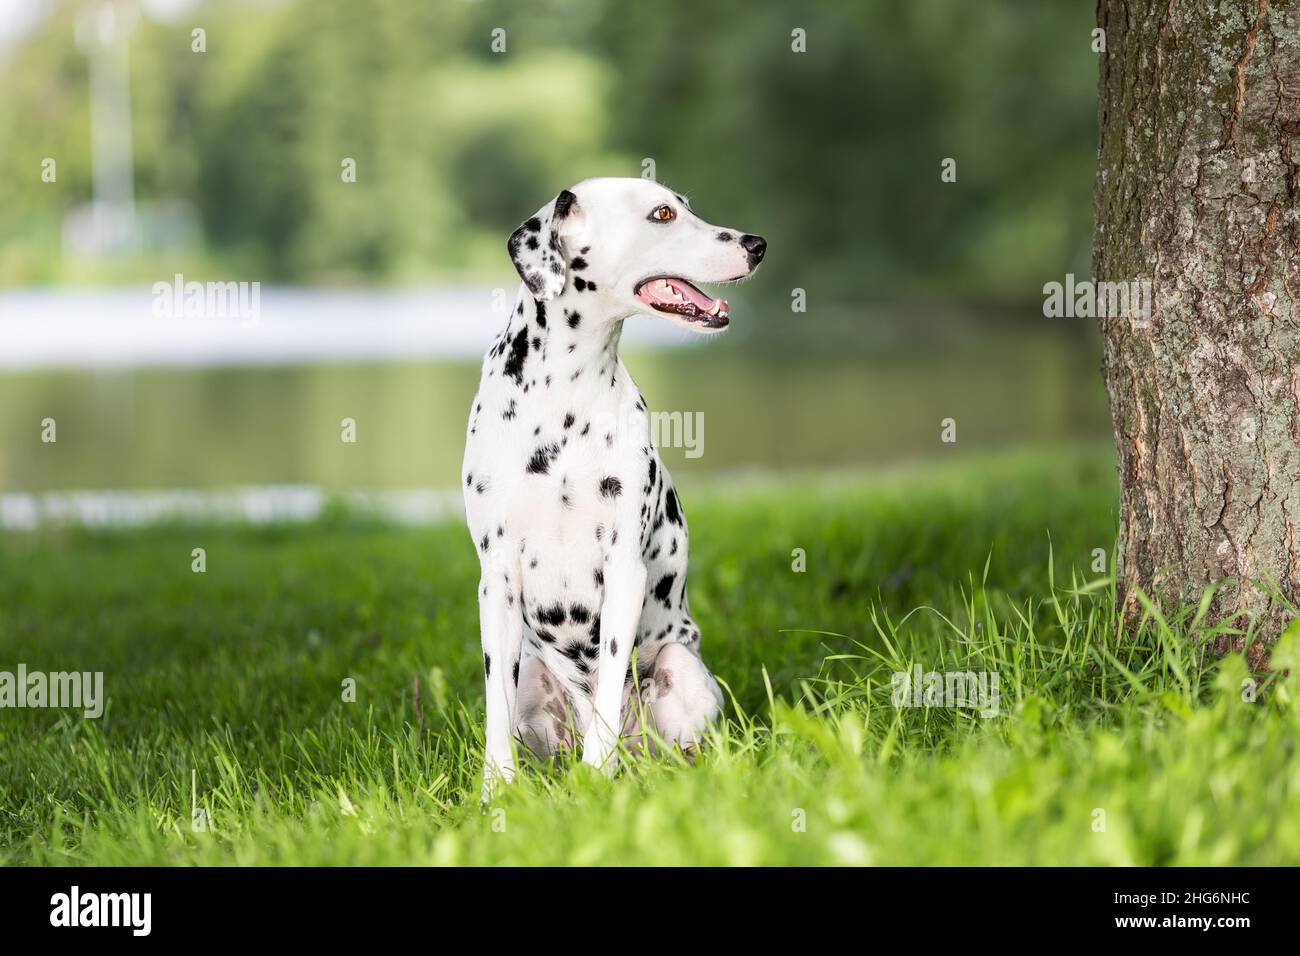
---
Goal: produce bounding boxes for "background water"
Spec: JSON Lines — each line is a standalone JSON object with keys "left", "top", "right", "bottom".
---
{"left": 0, "top": 296, "right": 1108, "bottom": 493}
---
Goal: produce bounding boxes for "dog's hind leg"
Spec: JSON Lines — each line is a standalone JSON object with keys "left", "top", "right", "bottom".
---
{"left": 514, "top": 657, "right": 574, "bottom": 757}
{"left": 478, "top": 551, "right": 524, "bottom": 800}
{"left": 639, "top": 642, "right": 723, "bottom": 756}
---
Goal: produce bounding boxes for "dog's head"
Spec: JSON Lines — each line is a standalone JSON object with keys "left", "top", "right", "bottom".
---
{"left": 507, "top": 177, "right": 766, "bottom": 333}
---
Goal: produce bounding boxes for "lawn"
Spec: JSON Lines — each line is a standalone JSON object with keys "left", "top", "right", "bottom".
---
{"left": 2, "top": 445, "right": 1298, "bottom": 866}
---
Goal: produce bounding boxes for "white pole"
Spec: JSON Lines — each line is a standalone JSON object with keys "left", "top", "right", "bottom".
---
{"left": 75, "top": 1, "right": 138, "bottom": 253}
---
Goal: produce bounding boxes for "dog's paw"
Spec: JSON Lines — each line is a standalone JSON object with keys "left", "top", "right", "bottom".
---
{"left": 580, "top": 737, "right": 619, "bottom": 778}
{"left": 480, "top": 760, "right": 516, "bottom": 803}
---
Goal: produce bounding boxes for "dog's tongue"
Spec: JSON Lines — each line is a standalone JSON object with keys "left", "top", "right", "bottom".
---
{"left": 642, "top": 278, "right": 727, "bottom": 315}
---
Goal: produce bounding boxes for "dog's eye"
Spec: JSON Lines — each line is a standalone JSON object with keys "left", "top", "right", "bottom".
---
{"left": 648, "top": 204, "right": 675, "bottom": 223}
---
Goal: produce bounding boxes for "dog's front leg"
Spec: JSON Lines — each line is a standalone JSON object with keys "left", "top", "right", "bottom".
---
{"left": 582, "top": 550, "right": 646, "bottom": 775}
{"left": 478, "top": 555, "right": 523, "bottom": 801}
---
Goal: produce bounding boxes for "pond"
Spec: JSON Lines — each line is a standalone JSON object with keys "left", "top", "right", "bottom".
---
{"left": 0, "top": 316, "right": 1110, "bottom": 493}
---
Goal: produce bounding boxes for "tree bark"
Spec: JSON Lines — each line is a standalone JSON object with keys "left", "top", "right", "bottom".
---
{"left": 1094, "top": 0, "right": 1300, "bottom": 658}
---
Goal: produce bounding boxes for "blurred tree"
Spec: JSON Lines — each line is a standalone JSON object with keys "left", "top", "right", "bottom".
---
{"left": 0, "top": 0, "right": 1099, "bottom": 304}
{"left": 593, "top": 0, "right": 1097, "bottom": 300}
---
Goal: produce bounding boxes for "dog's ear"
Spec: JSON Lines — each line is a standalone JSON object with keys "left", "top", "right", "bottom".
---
{"left": 507, "top": 189, "right": 581, "bottom": 301}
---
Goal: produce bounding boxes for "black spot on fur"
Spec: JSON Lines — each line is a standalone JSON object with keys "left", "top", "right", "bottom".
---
{"left": 535, "top": 301, "right": 547, "bottom": 328}
{"left": 524, "top": 217, "right": 542, "bottom": 232}
{"left": 540, "top": 604, "right": 566, "bottom": 627}
{"left": 573, "top": 277, "right": 587, "bottom": 292}
{"left": 569, "top": 604, "right": 590, "bottom": 625}
{"left": 483, "top": 654, "right": 491, "bottom": 678}
{"left": 564, "top": 413, "right": 575, "bottom": 429}
{"left": 570, "top": 257, "right": 587, "bottom": 271}
{"left": 599, "top": 476, "right": 622, "bottom": 498}
{"left": 475, "top": 480, "right": 488, "bottom": 494}
{"left": 503, "top": 326, "right": 529, "bottom": 383}
{"left": 716, "top": 231, "right": 734, "bottom": 242}
{"left": 609, "top": 638, "right": 618, "bottom": 657}
{"left": 665, "top": 486, "right": 682, "bottom": 524}
{"left": 526, "top": 442, "right": 561, "bottom": 475}
{"left": 594, "top": 567, "right": 604, "bottom": 587}
{"left": 479, "top": 533, "right": 490, "bottom": 552}
{"left": 553, "top": 189, "right": 576, "bottom": 219}
{"left": 653, "top": 573, "right": 676, "bottom": 606}
{"left": 512, "top": 659, "right": 520, "bottom": 685}
{"left": 567, "top": 311, "right": 581, "bottom": 329}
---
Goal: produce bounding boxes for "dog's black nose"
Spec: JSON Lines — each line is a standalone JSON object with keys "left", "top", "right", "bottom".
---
{"left": 740, "top": 234, "right": 767, "bottom": 266}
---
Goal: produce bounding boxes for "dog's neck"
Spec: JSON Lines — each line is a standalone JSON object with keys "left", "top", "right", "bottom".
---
{"left": 499, "top": 286, "right": 629, "bottom": 394}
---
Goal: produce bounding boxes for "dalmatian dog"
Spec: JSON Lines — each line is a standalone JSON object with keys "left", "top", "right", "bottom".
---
{"left": 462, "top": 176, "right": 767, "bottom": 794}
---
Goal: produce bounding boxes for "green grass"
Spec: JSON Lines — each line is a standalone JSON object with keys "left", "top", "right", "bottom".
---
{"left": 2, "top": 446, "right": 1298, "bottom": 866}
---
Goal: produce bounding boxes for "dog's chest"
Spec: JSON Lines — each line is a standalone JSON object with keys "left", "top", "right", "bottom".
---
{"left": 463, "top": 327, "right": 654, "bottom": 568}
{"left": 466, "top": 423, "right": 635, "bottom": 555}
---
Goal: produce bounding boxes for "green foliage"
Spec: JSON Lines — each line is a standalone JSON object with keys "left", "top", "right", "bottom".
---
{"left": 2, "top": 448, "right": 1296, "bottom": 865}
{"left": 0, "top": 0, "right": 1097, "bottom": 300}
{"left": 595, "top": 0, "right": 1098, "bottom": 299}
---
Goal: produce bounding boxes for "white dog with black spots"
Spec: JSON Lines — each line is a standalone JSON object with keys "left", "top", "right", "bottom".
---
{"left": 462, "top": 176, "right": 767, "bottom": 795}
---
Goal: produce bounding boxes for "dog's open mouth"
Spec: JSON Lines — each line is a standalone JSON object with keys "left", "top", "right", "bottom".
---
{"left": 634, "top": 277, "right": 730, "bottom": 330}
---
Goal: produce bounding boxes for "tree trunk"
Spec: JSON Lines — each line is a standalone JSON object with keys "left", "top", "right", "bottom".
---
{"left": 1093, "top": 0, "right": 1300, "bottom": 658}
